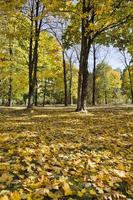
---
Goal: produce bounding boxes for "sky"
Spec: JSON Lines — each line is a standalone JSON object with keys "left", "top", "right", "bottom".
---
{"left": 69, "top": 45, "right": 130, "bottom": 72}
{"left": 88, "top": 45, "right": 127, "bottom": 72}
{"left": 103, "top": 46, "right": 124, "bottom": 70}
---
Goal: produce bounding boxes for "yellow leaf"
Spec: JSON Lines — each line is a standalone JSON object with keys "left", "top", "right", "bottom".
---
{"left": 27, "top": 196, "right": 32, "bottom": 200}
{"left": 62, "top": 182, "right": 72, "bottom": 196}
{"left": 113, "top": 169, "right": 126, "bottom": 178}
{"left": 10, "top": 191, "right": 21, "bottom": 200}
{"left": 0, "top": 196, "right": 9, "bottom": 200}
{"left": 48, "top": 192, "right": 57, "bottom": 199}
{"left": 89, "top": 188, "right": 97, "bottom": 195}
{"left": 77, "top": 188, "right": 86, "bottom": 197}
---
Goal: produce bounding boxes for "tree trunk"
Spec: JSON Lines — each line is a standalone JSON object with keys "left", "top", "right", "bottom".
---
{"left": 43, "top": 79, "right": 47, "bottom": 107}
{"left": 62, "top": 50, "right": 68, "bottom": 106}
{"left": 8, "top": 44, "right": 13, "bottom": 107}
{"left": 43, "top": 93, "right": 45, "bottom": 107}
{"left": 34, "top": 78, "right": 38, "bottom": 106}
{"left": 8, "top": 73, "right": 12, "bottom": 107}
{"left": 105, "top": 90, "right": 108, "bottom": 104}
{"left": 69, "top": 58, "right": 73, "bottom": 105}
{"left": 77, "top": 0, "right": 96, "bottom": 111}
{"left": 2, "top": 97, "right": 5, "bottom": 106}
{"left": 76, "top": 2, "right": 91, "bottom": 111}
{"left": 128, "top": 66, "right": 133, "bottom": 104}
{"left": 27, "top": 1, "right": 34, "bottom": 109}
{"left": 92, "top": 44, "right": 96, "bottom": 106}
{"left": 27, "top": 0, "right": 43, "bottom": 109}
{"left": 77, "top": 45, "right": 90, "bottom": 111}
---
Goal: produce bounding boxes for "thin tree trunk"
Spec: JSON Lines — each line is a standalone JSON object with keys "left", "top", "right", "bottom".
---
{"left": 32, "top": 0, "right": 39, "bottom": 103}
{"left": 30, "top": 0, "right": 40, "bottom": 108}
{"left": 8, "top": 73, "right": 12, "bottom": 107}
{"left": 77, "top": 66, "right": 82, "bottom": 110}
{"left": 27, "top": 0, "right": 44, "bottom": 109}
{"left": 43, "top": 93, "right": 45, "bottom": 107}
{"left": 27, "top": 1, "right": 34, "bottom": 108}
{"left": 69, "top": 58, "right": 73, "bottom": 105}
{"left": 128, "top": 66, "right": 133, "bottom": 104}
{"left": 62, "top": 50, "right": 68, "bottom": 106}
{"left": 2, "top": 97, "right": 5, "bottom": 106}
{"left": 43, "top": 80, "right": 47, "bottom": 107}
{"left": 92, "top": 44, "right": 96, "bottom": 105}
{"left": 34, "top": 78, "right": 38, "bottom": 106}
{"left": 105, "top": 90, "right": 108, "bottom": 104}
{"left": 8, "top": 44, "right": 13, "bottom": 107}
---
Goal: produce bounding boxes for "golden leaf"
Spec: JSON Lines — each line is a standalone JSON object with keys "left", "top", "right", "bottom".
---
{"left": 0, "top": 196, "right": 9, "bottom": 200}
{"left": 77, "top": 188, "right": 86, "bottom": 197}
{"left": 89, "top": 188, "right": 97, "bottom": 195}
{"left": 62, "top": 182, "right": 72, "bottom": 196}
{"left": 10, "top": 191, "right": 21, "bottom": 200}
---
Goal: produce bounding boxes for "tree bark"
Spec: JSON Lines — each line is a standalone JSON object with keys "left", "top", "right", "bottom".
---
{"left": 128, "top": 66, "right": 133, "bottom": 104}
{"left": 27, "top": 0, "right": 43, "bottom": 109}
{"left": 76, "top": 0, "right": 91, "bottom": 111}
{"left": 34, "top": 78, "right": 38, "bottom": 106}
{"left": 8, "top": 44, "right": 13, "bottom": 107}
{"left": 105, "top": 90, "right": 108, "bottom": 105}
{"left": 43, "top": 79, "right": 47, "bottom": 107}
{"left": 2, "top": 97, "right": 5, "bottom": 106}
{"left": 62, "top": 50, "right": 68, "bottom": 106}
{"left": 92, "top": 44, "right": 96, "bottom": 106}
{"left": 69, "top": 57, "right": 73, "bottom": 105}
{"left": 27, "top": 0, "right": 34, "bottom": 108}
{"left": 8, "top": 73, "right": 12, "bottom": 107}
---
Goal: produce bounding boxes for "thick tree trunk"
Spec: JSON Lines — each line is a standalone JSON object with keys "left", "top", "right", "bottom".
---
{"left": 76, "top": 38, "right": 90, "bottom": 110}
{"left": 77, "top": 46, "right": 90, "bottom": 111}
{"left": 80, "top": 67, "right": 89, "bottom": 110}
{"left": 128, "top": 66, "right": 133, "bottom": 104}
{"left": 92, "top": 44, "right": 96, "bottom": 106}
{"left": 62, "top": 50, "right": 68, "bottom": 106}
{"left": 28, "top": 83, "right": 34, "bottom": 108}
{"left": 76, "top": 0, "right": 91, "bottom": 111}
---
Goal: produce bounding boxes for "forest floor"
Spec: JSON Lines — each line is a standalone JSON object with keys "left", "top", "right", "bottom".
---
{"left": 0, "top": 106, "right": 133, "bottom": 200}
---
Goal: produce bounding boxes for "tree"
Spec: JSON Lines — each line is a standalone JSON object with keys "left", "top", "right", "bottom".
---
{"left": 92, "top": 44, "right": 96, "bottom": 106}
{"left": 46, "top": 17, "right": 70, "bottom": 106}
{"left": 109, "top": 21, "right": 133, "bottom": 103}
{"left": 0, "top": 11, "right": 28, "bottom": 106}
{"left": 71, "top": 0, "right": 133, "bottom": 111}
{"left": 21, "top": 0, "right": 45, "bottom": 108}
{"left": 122, "top": 58, "right": 133, "bottom": 103}
{"left": 96, "top": 63, "right": 122, "bottom": 104}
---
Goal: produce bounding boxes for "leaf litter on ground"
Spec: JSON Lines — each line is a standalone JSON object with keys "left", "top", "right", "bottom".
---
{"left": 0, "top": 106, "right": 133, "bottom": 200}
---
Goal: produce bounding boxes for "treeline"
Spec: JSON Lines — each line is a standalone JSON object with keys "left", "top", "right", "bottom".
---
{"left": 0, "top": 0, "right": 133, "bottom": 109}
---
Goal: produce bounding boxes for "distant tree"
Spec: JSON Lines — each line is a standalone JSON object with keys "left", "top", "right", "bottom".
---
{"left": 96, "top": 63, "right": 122, "bottom": 104}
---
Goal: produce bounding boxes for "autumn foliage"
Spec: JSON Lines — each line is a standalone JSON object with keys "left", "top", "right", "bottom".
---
{"left": 0, "top": 107, "right": 133, "bottom": 200}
